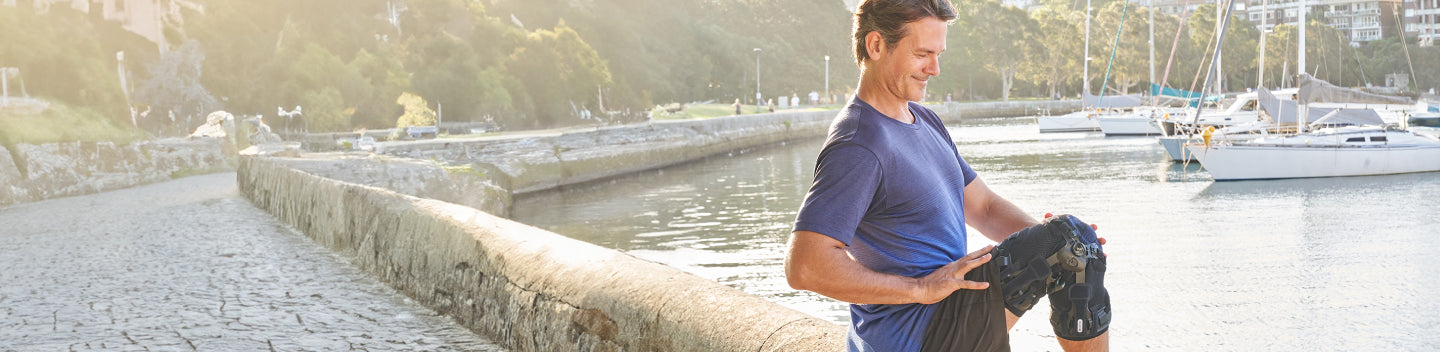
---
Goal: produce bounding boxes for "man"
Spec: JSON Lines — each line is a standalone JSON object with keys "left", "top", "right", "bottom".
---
{"left": 784, "top": 0, "right": 1111, "bottom": 351}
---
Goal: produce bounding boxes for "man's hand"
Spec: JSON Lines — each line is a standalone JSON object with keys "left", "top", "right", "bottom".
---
{"left": 913, "top": 245, "right": 994, "bottom": 304}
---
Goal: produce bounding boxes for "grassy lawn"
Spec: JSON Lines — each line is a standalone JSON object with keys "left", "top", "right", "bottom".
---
{"left": 0, "top": 102, "right": 147, "bottom": 148}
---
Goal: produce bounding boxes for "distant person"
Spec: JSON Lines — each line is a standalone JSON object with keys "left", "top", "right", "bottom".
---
{"left": 768, "top": 99, "right": 775, "bottom": 113}
{"left": 734, "top": 99, "right": 742, "bottom": 115}
{"left": 791, "top": 94, "right": 800, "bottom": 109}
{"left": 784, "top": 0, "right": 1111, "bottom": 351}
{"left": 810, "top": 91, "right": 821, "bottom": 106}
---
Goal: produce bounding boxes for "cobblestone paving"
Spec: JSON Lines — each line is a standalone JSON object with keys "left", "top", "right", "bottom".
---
{"left": 0, "top": 173, "right": 504, "bottom": 351}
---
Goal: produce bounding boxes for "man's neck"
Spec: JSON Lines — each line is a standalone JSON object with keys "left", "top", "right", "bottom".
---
{"left": 856, "top": 72, "right": 914, "bottom": 124}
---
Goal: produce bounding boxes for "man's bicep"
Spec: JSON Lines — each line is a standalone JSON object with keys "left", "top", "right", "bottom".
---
{"left": 785, "top": 230, "right": 851, "bottom": 290}
{"left": 793, "top": 143, "right": 882, "bottom": 246}
{"left": 787, "top": 230, "right": 849, "bottom": 271}
{"left": 790, "top": 230, "right": 847, "bottom": 252}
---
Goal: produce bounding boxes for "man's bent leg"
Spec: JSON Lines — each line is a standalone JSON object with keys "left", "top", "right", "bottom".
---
{"left": 1058, "top": 331, "right": 1109, "bottom": 352}
{"left": 1046, "top": 216, "right": 1109, "bottom": 341}
{"left": 919, "top": 260, "right": 1010, "bottom": 352}
{"left": 992, "top": 215, "right": 1110, "bottom": 342}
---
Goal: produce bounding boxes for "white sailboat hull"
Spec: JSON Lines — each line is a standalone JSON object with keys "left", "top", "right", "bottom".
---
{"left": 1098, "top": 115, "right": 1163, "bottom": 136}
{"left": 1159, "top": 136, "right": 1195, "bottom": 161}
{"left": 1186, "top": 138, "right": 1440, "bottom": 180}
{"left": 1037, "top": 113, "right": 1100, "bottom": 132}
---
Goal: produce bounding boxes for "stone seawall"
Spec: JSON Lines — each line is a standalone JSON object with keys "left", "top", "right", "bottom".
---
{"left": 238, "top": 157, "right": 845, "bottom": 351}
{"left": 0, "top": 138, "right": 234, "bottom": 207}
{"left": 372, "top": 100, "right": 1079, "bottom": 202}
{"left": 374, "top": 110, "right": 837, "bottom": 197}
{"left": 926, "top": 100, "right": 1080, "bottom": 121}
{"left": 263, "top": 153, "right": 511, "bottom": 217}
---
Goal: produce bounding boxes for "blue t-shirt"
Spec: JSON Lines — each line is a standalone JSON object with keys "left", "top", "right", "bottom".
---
{"left": 793, "top": 98, "right": 977, "bottom": 352}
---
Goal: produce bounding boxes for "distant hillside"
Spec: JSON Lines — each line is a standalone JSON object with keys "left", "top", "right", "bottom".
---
{"left": 171, "top": 0, "right": 859, "bottom": 132}
{"left": 5, "top": 0, "right": 1435, "bottom": 135}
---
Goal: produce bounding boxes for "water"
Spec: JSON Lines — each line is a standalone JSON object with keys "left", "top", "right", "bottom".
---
{"left": 512, "top": 116, "right": 1440, "bottom": 351}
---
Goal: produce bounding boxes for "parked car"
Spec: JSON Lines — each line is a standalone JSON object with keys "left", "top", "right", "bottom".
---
{"left": 405, "top": 126, "right": 438, "bottom": 139}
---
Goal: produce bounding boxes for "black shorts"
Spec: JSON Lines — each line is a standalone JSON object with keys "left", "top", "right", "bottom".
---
{"left": 919, "top": 258, "right": 1010, "bottom": 352}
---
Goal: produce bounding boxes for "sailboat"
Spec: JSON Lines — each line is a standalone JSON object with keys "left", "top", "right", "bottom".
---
{"left": 1411, "top": 101, "right": 1440, "bottom": 128}
{"left": 1185, "top": 75, "right": 1440, "bottom": 180}
{"left": 1038, "top": 93, "right": 1143, "bottom": 132}
{"left": 1157, "top": 88, "right": 1298, "bottom": 161}
{"left": 1186, "top": 126, "right": 1440, "bottom": 180}
{"left": 1097, "top": 0, "right": 1208, "bottom": 137}
{"left": 1038, "top": 0, "right": 1112, "bottom": 133}
{"left": 1097, "top": 107, "right": 1169, "bottom": 136}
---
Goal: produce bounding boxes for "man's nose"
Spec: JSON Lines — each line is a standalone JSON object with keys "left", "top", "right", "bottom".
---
{"left": 924, "top": 56, "right": 940, "bottom": 76}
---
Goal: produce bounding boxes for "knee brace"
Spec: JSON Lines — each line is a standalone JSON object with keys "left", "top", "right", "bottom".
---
{"left": 992, "top": 214, "right": 1110, "bottom": 341}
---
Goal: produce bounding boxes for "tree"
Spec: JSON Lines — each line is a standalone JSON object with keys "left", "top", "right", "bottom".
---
{"left": 302, "top": 87, "right": 347, "bottom": 132}
{"left": 1034, "top": 8, "right": 1083, "bottom": 98}
{"left": 968, "top": 0, "right": 1040, "bottom": 101}
{"left": 505, "top": 22, "right": 612, "bottom": 128}
{"left": 0, "top": 6, "right": 137, "bottom": 123}
{"left": 395, "top": 92, "right": 436, "bottom": 128}
{"left": 135, "top": 40, "right": 220, "bottom": 135}
{"left": 349, "top": 48, "right": 411, "bottom": 129}
{"left": 1181, "top": 4, "right": 1258, "bottom": 92}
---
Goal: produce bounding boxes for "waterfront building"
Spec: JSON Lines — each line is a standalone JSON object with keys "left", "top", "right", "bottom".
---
{"left": 1403, "top": 0, "right": 1439, "bottom": 45}
{"left": 2, "top": 0, "right": 204, "bottom": 53}
{"left": 1247, "top": 0, "right": 1402, "bottom": 46}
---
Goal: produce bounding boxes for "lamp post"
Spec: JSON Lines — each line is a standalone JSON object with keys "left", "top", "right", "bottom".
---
{"left": 754, "top": 48, "right": 762, "bottom": 113}
{"left": 824, "top": 55, "right": 831, "bottom": 104}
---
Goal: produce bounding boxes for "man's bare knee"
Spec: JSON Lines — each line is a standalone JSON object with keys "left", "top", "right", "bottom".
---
{"left": 1057, "top": 331, "right": 1108, "bottom": 352}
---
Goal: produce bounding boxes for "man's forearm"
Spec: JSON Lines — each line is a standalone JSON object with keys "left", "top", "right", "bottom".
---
{"left": 787, "top": 231, "right": 992, "bottom": 305}
{"left": 975, "top": 196, "right": 1038, "bottom": 243}
{"left": 786, "top": 231, "right": 923, "bottom": 305}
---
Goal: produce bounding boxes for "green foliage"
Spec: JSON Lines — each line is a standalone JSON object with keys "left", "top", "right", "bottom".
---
{"left": 967, "top": 0, "right": 1041, "bottom": 101}
{"left": 0, "top": 6, "right": 140, "bottom": 126}
{"left": 302, "top": 87, "right": 348, "bottom": 132}
{"left": 349, "top": 48, "right": 411, "bottom": 128}
{"left": 134, "top": 39, "right": 220, "bottom": 133}
{"left": 14, "top": 0, "right": 1438, "bottom": 143}
{"left": 1032, "top": 8, "right": 1084, "bottom": 98}
{"left": 0, "top": 102, "right": 146, "bottom": 146}
{"left": 505, "top": 23, "right": 611, "bottom": 128}
{"left": 395, "top": 92, "right": 436, "bottom": 128}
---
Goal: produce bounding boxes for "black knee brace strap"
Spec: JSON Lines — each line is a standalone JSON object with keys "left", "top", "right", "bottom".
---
{"left": 992, "top": 214, "right": 1110, "bottom": 341}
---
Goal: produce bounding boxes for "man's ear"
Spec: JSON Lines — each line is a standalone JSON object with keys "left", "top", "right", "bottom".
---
{"left": 865, "top": 31, "right": 885, "bottom": 61}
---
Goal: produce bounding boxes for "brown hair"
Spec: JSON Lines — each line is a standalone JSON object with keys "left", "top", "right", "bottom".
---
{"left": 852, "top": 0, "right": 957, "bottom": 66}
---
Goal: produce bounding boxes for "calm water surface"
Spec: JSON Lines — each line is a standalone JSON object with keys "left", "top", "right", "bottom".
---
{"left": 513, "top": 116, "right": 1440, "bottom": 351}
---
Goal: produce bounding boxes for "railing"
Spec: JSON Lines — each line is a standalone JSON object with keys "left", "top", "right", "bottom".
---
{"left": 1352, "top": 22, "right": 1381, "bottom": 30}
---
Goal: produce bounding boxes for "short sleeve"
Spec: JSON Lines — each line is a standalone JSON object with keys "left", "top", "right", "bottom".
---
{"left": 956, "top": 153, "right": 977, "bottom": 187}
{"left": 913, "top": 102, "right": 978, "bottom": 187}
{"left": 793, "top": 142, "right": 883, "bottom": 246}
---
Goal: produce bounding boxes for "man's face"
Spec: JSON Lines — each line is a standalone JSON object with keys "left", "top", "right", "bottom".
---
{"left": 871, "top": 17, "right": 947, "bottom": 102}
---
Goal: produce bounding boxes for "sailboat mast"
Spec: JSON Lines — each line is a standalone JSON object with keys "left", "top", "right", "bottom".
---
{"left": 1190, "top": 0, "right": 1238, "bottom": 130}
{"left": 1298, "top": 0, "right": 1306, "bottom": 76}
{"left": 1149, "top": 0, "right": 1155, "bottom": 90}
{"left": 1258, "top": 0, "right": 1267, "bottom": 88}
{"left": 1084, "top": 0, "right": 1093, "bottom": 95}
{"left": 1215, "top": 0, "right": 1224, "bottom": 94}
